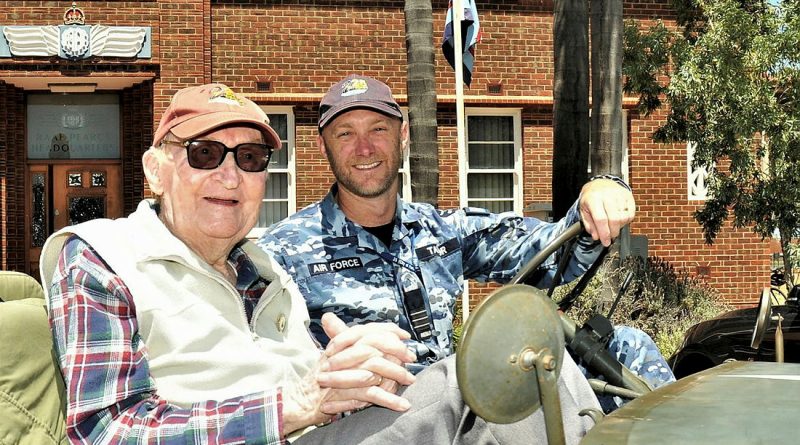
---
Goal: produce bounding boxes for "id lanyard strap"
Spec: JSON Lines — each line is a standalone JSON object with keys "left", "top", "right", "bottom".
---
{"left": 378, "top": 250, "right": 435, "bottom": 342}
{"left": 399, "top": 270, "right": 433, "bottom": 341}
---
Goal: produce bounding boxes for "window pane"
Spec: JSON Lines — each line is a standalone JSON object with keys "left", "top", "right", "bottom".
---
{"left": 267, "top": 114, "right": 288, "bottom": 168}
{"left": 69, "top": 196, "right": 106, "bottom": 225}
{"left": 268, "top": 114, "right": 287, "bottom": 137}
{"left": 32, "top": 173, "right": 47, "bottom": 247}
{"left": 467, "top": 200, "right": 513, "bottom": 213}
{"left": 467, "top": 173, "right": 513, "bottom": 199}
{"left": 252, "top": 111, "right": 293, "bottom": 232}
{"left": 27, "top": 94, "right": 120, "bottom": 159}
{"left": 270, "top": 144, "right": 288, "bottom": 168}
{"left": 259, "top": 202, "right": 288, "bottom": 227}
{"left": 265, "top": 173, "right": 288, "bottom": 199}
{"left": 468, "top": 143, "right": 514, "bottom": 169}
{"left": 465, "top": 112, "right": 517, "bottom": 215}
{"left": 467, "top": 116, "right": 513, "bottom": 141}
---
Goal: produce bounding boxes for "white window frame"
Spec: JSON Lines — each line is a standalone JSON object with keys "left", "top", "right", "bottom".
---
{"left": 248, "top": 106, "right": 296, "bottom": 238}
{"left": 621, "top": 110, "right": 630, "bottom": 183}
{"left": 400, "top": 147, "right": 412, "bottom": 201}
{"left": 458, "top": 108, "right": 522, "bottom": 320}
{"left": 458, "top": 108, "right": 523, "bottom": 214}
{"left": 399, "top": 107, "right": 412, "bottom": 201}
{"left": 687, "top": 141, "right": 709, "bottom": 200}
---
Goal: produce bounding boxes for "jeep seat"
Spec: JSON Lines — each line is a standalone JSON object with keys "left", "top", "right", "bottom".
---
{"left": 0, "top": 270, "right": 45, "bottom": 302}
{"left": 0, "top": 272, "right": 67, "bottom": 444}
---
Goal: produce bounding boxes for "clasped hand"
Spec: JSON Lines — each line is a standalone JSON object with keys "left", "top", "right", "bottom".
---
{"left": 283, "top": 313, "right": 417, "bottom": 434}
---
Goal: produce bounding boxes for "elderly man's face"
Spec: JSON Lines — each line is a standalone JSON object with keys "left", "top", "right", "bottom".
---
{"left": 156, "top": 126, "right": 267, "bottom": 245}
{"left": 319, "top": 109, "right": 406, "bottom": 199}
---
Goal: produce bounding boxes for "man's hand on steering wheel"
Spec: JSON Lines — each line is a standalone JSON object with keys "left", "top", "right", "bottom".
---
{"left": 579, "top": 178, "right": 636, "bottom": 247}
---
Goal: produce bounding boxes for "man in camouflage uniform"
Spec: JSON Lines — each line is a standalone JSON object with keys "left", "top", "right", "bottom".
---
{"left": 257, "top": 74, "right": 674, "bottom": 400}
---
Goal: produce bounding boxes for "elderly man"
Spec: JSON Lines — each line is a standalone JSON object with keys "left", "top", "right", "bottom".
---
{"left": 41, "top": 83, "right": 601, "bottom": 444}
{"left": 259, "top": 74, "right": 674, "bottom": 393}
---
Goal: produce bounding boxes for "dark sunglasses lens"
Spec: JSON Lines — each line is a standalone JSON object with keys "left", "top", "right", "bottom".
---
{"left": 235, "top": 144, "right": 271, "bottom": 172}
{"left": 187, "top": 141, "right": 225, "bottom": 169}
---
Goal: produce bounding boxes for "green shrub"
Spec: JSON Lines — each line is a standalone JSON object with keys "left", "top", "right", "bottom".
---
{"left": 553, "top": 255, "right": 732, "bottom": 358}
{"left": 452, "top": 255, "right": 730, "bottom": 358}
{"left": 452, "top": 303, "right": 463, "bottom": 351}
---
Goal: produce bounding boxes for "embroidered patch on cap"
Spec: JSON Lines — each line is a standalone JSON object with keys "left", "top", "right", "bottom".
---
{"left": 209, "top": 86, "right": 244, "bottom": 106}
{"left": 340, "top": 78, "right": 369, "bottom": 97}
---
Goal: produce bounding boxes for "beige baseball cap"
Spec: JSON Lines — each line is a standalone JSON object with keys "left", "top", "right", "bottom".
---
{"left": 152, "top": 83, "right": 281, "bottom": 149}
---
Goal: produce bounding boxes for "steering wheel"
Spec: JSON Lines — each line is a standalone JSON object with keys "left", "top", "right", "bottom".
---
{"left": 511, "top": 222, "right": 605, "bottom": 309}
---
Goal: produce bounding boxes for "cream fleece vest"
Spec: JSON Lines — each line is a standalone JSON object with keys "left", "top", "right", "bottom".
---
{"left": 40, "top": 200, "right": 320, "bottom": 407}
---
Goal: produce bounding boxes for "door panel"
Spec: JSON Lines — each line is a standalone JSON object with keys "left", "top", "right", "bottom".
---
{"left": 52, "top": 164, "right": 122, "bottom": 231}
{"left": 26, "top": 163, "right": 122, "bottom": 279}
{"left": 26, "top": 165, "right": 50, "bottom": 280}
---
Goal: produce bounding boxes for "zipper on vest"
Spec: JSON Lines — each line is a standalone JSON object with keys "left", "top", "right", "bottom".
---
{"left": 199, "top": 266, "right": 253, "bottom": 334}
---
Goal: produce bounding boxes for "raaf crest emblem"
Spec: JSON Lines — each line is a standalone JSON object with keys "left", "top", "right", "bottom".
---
{"left": 340, "top": 78, "right": 369, "bottom": 97}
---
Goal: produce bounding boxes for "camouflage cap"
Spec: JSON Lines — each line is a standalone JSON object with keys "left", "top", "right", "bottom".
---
{"left": 318, "top": 74, "right": 403, "bottom": 131}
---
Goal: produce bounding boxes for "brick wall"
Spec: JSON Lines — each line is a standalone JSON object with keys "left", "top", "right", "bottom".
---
{"left": 152, "top": 0, "right": 210, "bottom": 118}
{"left": 121, "top": 81, "right": 154, "bottom": 215}
{"left": 629, "top": 107, "right": 771, "bottom": 306}
{"left": 0, "top": 81, "right": 26, "bottom": 271}
{"left": 206, "top": 0, "right": 674, "bottom": 96}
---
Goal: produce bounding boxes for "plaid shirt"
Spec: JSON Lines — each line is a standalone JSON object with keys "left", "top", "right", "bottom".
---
{"left": 48, "top": 234, "right": 286, "bottom": 444}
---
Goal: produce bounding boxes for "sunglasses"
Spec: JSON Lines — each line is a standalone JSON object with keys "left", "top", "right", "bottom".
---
{"left": 164, "top": 140, "right": 273, "bottom": 173}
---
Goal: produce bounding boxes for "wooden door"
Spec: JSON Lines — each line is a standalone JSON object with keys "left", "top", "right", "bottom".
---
{"left": 52, "top": 164, "right": 122, "bottom": 231}
{"left": 26, "top": 162, "right": 122, "bottom": 279}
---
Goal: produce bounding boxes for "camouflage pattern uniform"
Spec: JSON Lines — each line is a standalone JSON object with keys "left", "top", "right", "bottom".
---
{"left": 258, "top": 184, "right": 674, "bottom": 392}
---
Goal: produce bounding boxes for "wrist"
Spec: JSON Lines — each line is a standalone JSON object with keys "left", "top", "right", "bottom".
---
{"left": 588, "top": 174, "right": 631, "bottom": 192}
{"left": 282, "top": 378, "right": 326, "bottom": 436}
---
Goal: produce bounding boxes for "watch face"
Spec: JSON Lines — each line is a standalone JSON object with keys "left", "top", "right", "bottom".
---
{"left": 61, "top": 27, "right": 89, "bottom": 58}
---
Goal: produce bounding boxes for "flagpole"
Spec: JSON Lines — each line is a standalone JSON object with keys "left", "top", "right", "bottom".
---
{"left": 452, "top": 0, "right": 470, "bottom": 321}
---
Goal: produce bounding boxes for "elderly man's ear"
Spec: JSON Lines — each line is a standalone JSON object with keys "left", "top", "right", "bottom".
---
{"left": 142, "top": 147, "right": 165, "bottom": 196}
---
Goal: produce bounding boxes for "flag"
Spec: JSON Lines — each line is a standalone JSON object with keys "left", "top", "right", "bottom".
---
{"left": 441, "top": 0, "right": 482, "bottom": 87}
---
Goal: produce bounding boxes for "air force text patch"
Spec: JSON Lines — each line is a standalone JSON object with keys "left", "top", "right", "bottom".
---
{"left": 308, "top": 257, "right": 364, "bottom": 276}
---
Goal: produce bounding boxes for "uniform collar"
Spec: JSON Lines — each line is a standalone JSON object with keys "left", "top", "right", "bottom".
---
{"left": 320, "top": 183, "right": 419, "bottom": 248}
{"left": 400, "top": 199, "right": 425, "bottom": 225}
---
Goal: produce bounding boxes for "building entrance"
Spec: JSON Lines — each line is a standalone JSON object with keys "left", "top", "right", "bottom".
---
{"left": 24, "top": 92, "right": 124, "bottom": 279}
{"left": 26, "top": 162, "right": 123, "bottom": 280}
